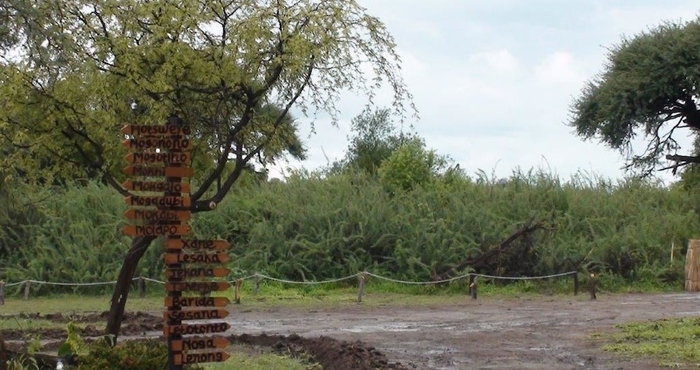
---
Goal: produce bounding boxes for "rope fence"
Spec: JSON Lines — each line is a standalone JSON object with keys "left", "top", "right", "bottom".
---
{"left": 0, "top": 270, "right": 580, "bottom": 304}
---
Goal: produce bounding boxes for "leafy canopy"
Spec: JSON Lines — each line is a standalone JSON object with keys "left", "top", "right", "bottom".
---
{"left": 568, "top": 16, "right": 700, "bottom": 175}
{"left": 0, "top": 0, "right": 415, "bottom": 210}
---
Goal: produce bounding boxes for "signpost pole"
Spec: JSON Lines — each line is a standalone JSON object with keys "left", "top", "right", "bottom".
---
{"left": 122, "top": 123, "right": 232, "bottom": 367}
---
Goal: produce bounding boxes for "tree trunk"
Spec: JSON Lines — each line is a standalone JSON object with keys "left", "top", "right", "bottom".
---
{"left": 105, "top": 236, "right": 155, "bottom": 340}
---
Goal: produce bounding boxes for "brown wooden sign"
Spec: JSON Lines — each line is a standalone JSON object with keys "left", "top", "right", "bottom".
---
{"left": 121, "top": 125, "right": 192, "bottom": 136}
{"left": 164, "top": 296, "right": 230, "bottom": 308}
{"left": 122, "top": 180, "right": 191, "bottom": 193}
{"left": 163, "top": 309, "right": 229, "bottom": 321}
{"left": 170, "top": 336, "right": 230, "bottom": 352}
{"left": 166, "top": 267, "right": 230, "bottom": 279}
{"left": 123, "top": 165, "right": 194, "bottom": 178}
{"left": 125, "top": 195, "right": 190, "bottom": 208}
{"left": 174, "top": 351, "right": 230, "bottom": 366}
{"left": 165, "top": 281, "right": 230, "bottom": 293}
{"left": 123, "top": 224, "right": 191, "bottom": 237}
{"left": 164, "top": 252, "right": 229, "bottom": 265}
{"left": 124, "top": 209, "right": 191, "bottom": 222}
{"left": 165, "top": 239, "right": 231, "bottom": 251}
{"left": 164, "top": 322, "right": 230, "bottom": 336}
{"left": 126, "top": 152, "right": 191, "bottom": 165}
{"left": 122, "top": 137, "right": 193, "bottom": 151}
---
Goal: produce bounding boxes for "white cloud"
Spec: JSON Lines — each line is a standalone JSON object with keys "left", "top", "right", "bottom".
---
{"left": 268, "top": 1, "right": 700, "bottom": 184}
{"left": 468, "top": 48, "right": 521, "bottom": 75}
{"left": 534, "top": 51, "right": 585, "bottom": 87}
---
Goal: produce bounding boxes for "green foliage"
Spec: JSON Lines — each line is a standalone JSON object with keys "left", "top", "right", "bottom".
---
{"left": 57, "top": 322, "right": 88, "bottom": 359}
{"left": 2, "top": 168, "right": 698, "bottom": 292}
{"left": 5, "top": 355, "right": 40, "bottom": 370}
{"left": 378, "top": 138, "right": 448, "bottom": 193}
{"left": 0, "top": 0, "right": 413, "bottom": 190}
{"left": 568, "top": 16, "right": 700, "bottom": 174}
{"left": 603, "top": 317, "right": 700, "bottom": 367}
{"left": 334, "top": 107, "right": 417, "bottom": 175}
{"left": 75, "top": 339, "right": 171, "bottom": 370}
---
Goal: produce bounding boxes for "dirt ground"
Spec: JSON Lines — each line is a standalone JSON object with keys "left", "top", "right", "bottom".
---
{"left": 223, "top": 292, "right": 700, "bottom": 370}
{"left": 3, "top": 292, "right": 700, "bottom": 369}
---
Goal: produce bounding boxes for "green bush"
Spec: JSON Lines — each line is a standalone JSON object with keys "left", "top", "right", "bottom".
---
{"left": 75, "top": 339, "right": 187, "bottom": 370}
{"left": 2, "top": 168, "right": 698, "bottom": 294}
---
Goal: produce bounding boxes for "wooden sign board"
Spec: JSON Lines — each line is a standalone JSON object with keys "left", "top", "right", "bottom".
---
{"left": 170, "top": 336, "right": 230, "bottom": 352}
{"left": 165, "top": 239, "right": 231, "bottom": 251}
{"left": 174, "top": 351, "right": 230, "bottom": 366}
{"left": 165, "top": 296, "right": 230, "bottom": 308}
{"left": 122, "top": 137, "right": 193, "bottom": 151}
{"left": 164, "top": 322, "right": 230, "bottom": 336}
{"left": 122, "top": 180, "right": 190, "bottom": 193}
{"left": 121, "top": 125, "right": 191, "bottom": 136}
{"left": 125, "top": 195, "right": 190, "bottom": 208}
{"left": 122, "top": 165, "right": 194, "bottom": 178}
{"left": 123, "top": 224, "right": 191, "bottom": 237}
{"left": 126, "top": 152, "right": 191, "bottom": 165}
{"left": 165, "top": 281, "right": 230, "bottom": 293}
{"left": 164, "top": 252, "right": 229, "bottom": 265}
{"left": 163, "top": 308, "right": 229, "bottom": 321}
{"left": 124, "top": 209, "right": 191, "bottom": 222}
{"left": 166, "top": 267, "right": 230, "bottom": 279}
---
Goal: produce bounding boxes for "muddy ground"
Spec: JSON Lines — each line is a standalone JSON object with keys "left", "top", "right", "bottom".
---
{"left": 3, "top": 292, "right": 700, "bottom": 369}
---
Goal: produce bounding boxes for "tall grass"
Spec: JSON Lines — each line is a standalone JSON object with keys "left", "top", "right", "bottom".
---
{"left": 1, "top": 169, "right": 697, "bottom": 295}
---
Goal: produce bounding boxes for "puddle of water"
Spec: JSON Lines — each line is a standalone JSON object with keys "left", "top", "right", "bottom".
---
{"left": 341, "top": 323, "right": 420, "bottom": 333}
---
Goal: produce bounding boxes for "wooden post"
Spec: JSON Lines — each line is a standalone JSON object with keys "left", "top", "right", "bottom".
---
{"left": 138, "top": 276, "right": 146, "bottom": 298}
{"left": 685, "top": 240, "right": 700, "bottom": 291}
{"left": 234, "top": 279, "right": 241, "bottom": 304}
{"left": 588, "top": 273, "right": 597, "bottom": 300}
{"left": 0, "top": 280, "right": 4, "bottom": 305}
{"left": 469, "top": 275, "right": 478, "bottom": 300}
{"left": 23, "top": 281, "right": 30, "bottom": 300}
{"left": 253, "top": 273, "right": 260, "bottom": 295}
{"left": 573, "top": 272, "right": 579, "bottom": 296}
{"left": 357, "top": 272, "right": 367, "bottom": 303}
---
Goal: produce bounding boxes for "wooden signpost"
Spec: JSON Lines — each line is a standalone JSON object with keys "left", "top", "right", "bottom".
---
{"left": 121, "top": 122, "right": 232, "bottom": 369}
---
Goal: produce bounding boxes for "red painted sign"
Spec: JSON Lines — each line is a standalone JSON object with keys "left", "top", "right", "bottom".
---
{"left": 164, "top": 296, "right": 230, "bottom": 308}
{"left": 122, "top": 165, "right": 193, "bottom": 178}
{"left": 122, "top": 137, "right": 192, "bottom": 151}
{"left": 165, "top": 239, "right": 231, "bottom": 251}
{"left": 122, "top": 180, "right": 190, "bottom": 193}
{"left": 121, "top": 125, "right": 191, "bottom": 136}
{"left": 163, "top": 309, "right": 229, "bottom": 321}
{"left": 123, "top": 224, "right": 191, "bottom": 237}
{"left": 163, "top": 252, "right": 230, "bottom": 264}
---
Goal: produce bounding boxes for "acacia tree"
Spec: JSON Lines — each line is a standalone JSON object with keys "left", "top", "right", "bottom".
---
{"left": 568, "top": 16, "right": 700, "bottom": 175}
{"left": 0, "top": 0, "right": 414, "bottom": 338}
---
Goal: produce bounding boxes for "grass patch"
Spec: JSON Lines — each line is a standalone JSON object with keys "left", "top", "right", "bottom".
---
{"left": 202, "top": 346, "right": 320, "bottom": 370}
{"left": 602, "top": 317, "right": 700, "bottom": 368}
{"left": 0, "top": 317, "right": 80, "bottom": 331}
{"left": 0, "top": 294, "right": 164, "bottom": 313}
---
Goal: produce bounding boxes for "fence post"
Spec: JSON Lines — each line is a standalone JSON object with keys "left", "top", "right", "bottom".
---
{"left": 234, "top": 279, "right": 242, "bottom": 304}
{"left": 0, "top": 280, "right": 4, "bottom": 305}
{"left": 23, "top": 281, "right": 30, "bottom": 300}
{"left": 253, "top": 273, "right": 260, "bottom": 296}
{"left": 469, "top": 275, "right": 478, "bottom": 300}
{"left": 573, "top": 272, "right": 579, "bottom": 296}
{"left": 138, "top": 276, "right": 146, "bottom": 298}
{"left": 357, "top": 271, "right": 367, "bottom": 303}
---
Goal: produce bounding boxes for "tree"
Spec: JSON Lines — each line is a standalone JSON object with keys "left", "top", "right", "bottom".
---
{"left": 334, "top": 107, "right": 416, "bottom": 174}
{"left": 378, "top": 138, "right": 448, "bottom": 193}
{"left": 0, "top": 0, "right": 414, "bottom": 339}
{"left": 568, "top": 16, "right": 700, "bottom": 175}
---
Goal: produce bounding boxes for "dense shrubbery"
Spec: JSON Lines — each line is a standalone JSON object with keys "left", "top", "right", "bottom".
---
{"left": 0, "top": 167, "right": 697, "bottom": 294}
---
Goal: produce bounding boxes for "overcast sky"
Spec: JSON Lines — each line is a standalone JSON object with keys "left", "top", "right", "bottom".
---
{"left": 269, "top": 1, "right": 700, "bottom": 184}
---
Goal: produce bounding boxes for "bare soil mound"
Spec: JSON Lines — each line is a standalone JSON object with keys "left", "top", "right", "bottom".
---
{"left": 1, "top": 311, "right": 414, "bottom": 369}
